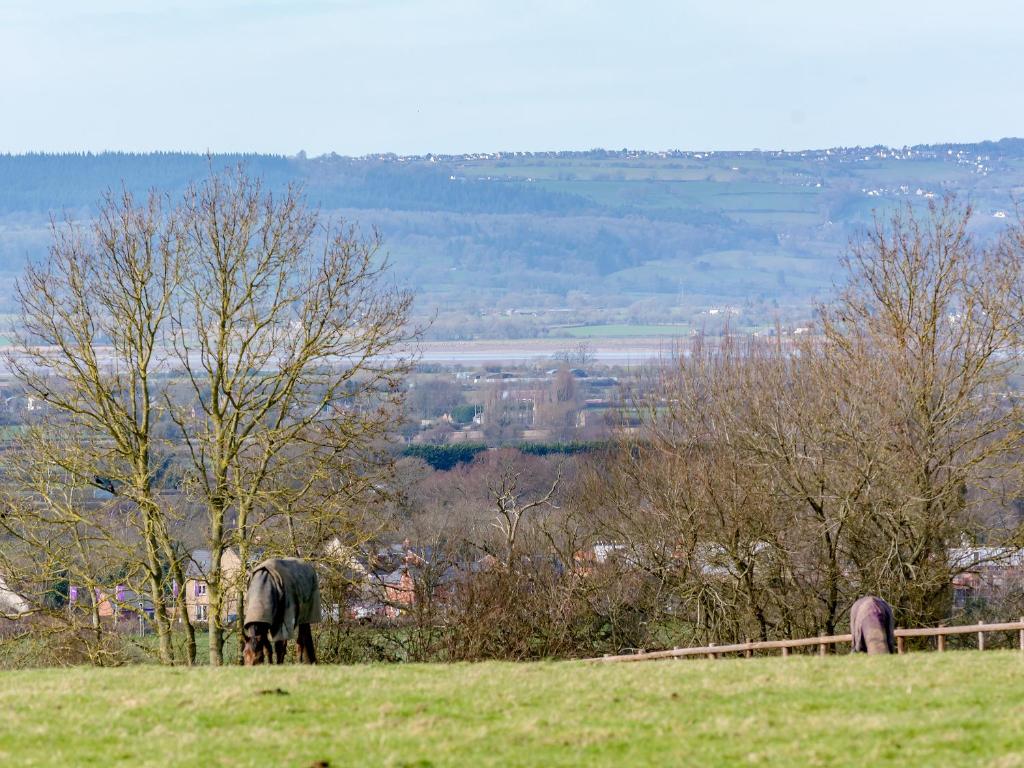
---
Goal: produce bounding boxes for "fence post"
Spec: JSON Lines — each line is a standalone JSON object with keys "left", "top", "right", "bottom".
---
{"left": 744, "top": 638, "right": 752, "bottom": 659}
{"left": 897, "top": 636, "right": 905, "bottom": 655}
{"left": 1020, "top": 618, "right": 1024, "bottom": 652}
{"left": 937, "top": 633, "right": 945, "bottom": 652}
{"left": 818, "top": 633, "right": 827, "bottom": 657}
{"left": 781, "top": 645, "right": 790, "bottom": 657}
{"left": 978, "top": 621, "right": 985, "bottom": 652}
{"left": 706, "top": 643, "right": 717, "bottom": 660}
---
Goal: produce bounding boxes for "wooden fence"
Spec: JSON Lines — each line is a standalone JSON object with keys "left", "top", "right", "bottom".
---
{"left": 592, "top": 618, "right": 1024, "bottom": 663}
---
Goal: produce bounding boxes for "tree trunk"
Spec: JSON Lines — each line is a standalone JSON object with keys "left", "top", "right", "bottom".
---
{"left": 161, "top": 537, "right": 196, "bottom": 665}
{"left": 143, "top": 532, "right": 174, "bottom": 665}
{"left": 208, "top": 510, "right": 225, "bottom": 666}
{"left": 235, "top": 512, "right": 250, "bottom": 665}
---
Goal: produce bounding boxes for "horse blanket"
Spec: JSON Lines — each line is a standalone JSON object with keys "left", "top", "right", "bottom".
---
{"left": 244, "top": 558, "right": 321, "bottom": 642}
{"left": 850, "top": 595, "right": 896, "bottom": 654}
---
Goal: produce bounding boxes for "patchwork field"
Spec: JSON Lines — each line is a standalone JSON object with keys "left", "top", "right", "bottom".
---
{"left": 3, "top": 652, "right": 1024, "bottom": 767}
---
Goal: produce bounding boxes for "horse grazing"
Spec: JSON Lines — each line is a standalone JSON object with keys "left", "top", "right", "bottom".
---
{"left": 242, "top": 558, "right": 321, "bottom": 665}
{"left": 850, "top": 595, "right": 896, "bottom": 655}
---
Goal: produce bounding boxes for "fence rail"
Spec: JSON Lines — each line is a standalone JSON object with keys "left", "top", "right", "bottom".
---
{"left": 591, "top": 618, "right": 1024, "bottom": 663}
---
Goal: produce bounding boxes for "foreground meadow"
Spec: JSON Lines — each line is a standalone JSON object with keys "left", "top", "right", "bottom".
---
{"left": 2, "top": 652, "right": 1024, "bottom": 767}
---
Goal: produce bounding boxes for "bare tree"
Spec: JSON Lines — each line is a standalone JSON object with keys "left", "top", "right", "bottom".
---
{"left": 819, "top": 198, "right": 1024, "bottom": 624}
{"left": 488, "top": 459, "right": 561, "bottom": 567}
{"left": 166, "top": 169, "right": 415, "bottom": 664}
{"left": 554, "top": 342, "right": 594, "bottom": 368}
{"left": 535, "top": 366, "right": 582, "bottom": 441}
{"left": 2, "top": 168, "right": 415, "bottom": 667}
{"left": 3, "top": 191, "right": 195, "bottom": 664}
{"left": 577, "top": 199, "right": 1024, "bottom": 646}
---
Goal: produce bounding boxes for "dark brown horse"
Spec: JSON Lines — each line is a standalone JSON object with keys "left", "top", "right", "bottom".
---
{"left": 242, "top": 558, "right": 320, "bottom": 665}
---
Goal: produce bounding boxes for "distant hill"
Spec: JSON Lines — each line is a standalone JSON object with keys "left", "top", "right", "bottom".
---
{"left": 1, "top": 141, "right": 1022, "bottom": 337}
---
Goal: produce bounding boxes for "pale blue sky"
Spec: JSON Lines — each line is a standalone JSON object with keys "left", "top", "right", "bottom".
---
{"left": 2, "top": 0, "right": 1021, "bottom": 155}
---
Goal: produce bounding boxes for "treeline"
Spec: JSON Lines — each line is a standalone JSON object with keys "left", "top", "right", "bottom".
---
{"left": 0, "top": 151, "right": 808, "bottom": 315}
{"left": 402, "top": 444, "right": 487, "bottom": 471}
{"left": 402, "top": 440, "right": 605, "bottom": 471}
{"left": 0, "top": 168, "right": 414, "bottom": 667}
{"left": 339, "top": 199, "right": 1024, "bottom": 663}
{"left": 0, "top": 152, "right": 757, "bottom": 233}
{"left": 0, "top": 152, "right": 294, "bottom": 213}
{"left": 8, "top": 195, "right": 1024, "bottom": 666}
{"left": 0, "top": 152, "right": 593, "bottom": 217}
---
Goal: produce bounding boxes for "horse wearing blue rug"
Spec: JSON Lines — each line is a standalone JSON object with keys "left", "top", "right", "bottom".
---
{"left": 242, "top": 558, "right": 320, "bottom": 665}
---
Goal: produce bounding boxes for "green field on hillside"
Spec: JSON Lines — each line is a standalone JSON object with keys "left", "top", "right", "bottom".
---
{"left": 3, "top": 652, "right": 1024, "bottom": 767}
{"left": 1, "top": 149, "right": 1015, "bottom": 334}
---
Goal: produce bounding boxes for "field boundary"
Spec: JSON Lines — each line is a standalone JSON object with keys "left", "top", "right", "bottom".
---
{"left": 592, "top": 618, "right": 1024, "bottom": 662}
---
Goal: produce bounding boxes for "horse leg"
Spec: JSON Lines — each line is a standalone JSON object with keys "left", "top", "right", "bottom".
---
{"left": 275, "top": 640, "right": 287, "bottom": 664}
{"left": 297, "top": 624, "right": 317, "bottom": 664}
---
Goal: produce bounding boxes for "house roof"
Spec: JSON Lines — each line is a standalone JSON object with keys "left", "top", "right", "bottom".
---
{"left": 370, "top": 562, "right": 464, "bottom": 588}
{"left": 185, "top": 549, "right": 213, "bottom": 579}
{"left": 376, "top": 569, "right": 408, "bottom": 587}
{"left": 184, "top": 547, "right": 251, "bottom": 579}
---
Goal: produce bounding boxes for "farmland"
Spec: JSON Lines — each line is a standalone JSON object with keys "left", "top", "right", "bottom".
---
{"left": 3, "top": 652, "right": 1024, "bottom": 766}
{"left": 2, "top": 143, "right": 1022, "bottom": 341}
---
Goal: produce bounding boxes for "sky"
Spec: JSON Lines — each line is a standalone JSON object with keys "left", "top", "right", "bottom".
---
{"left": 1, "top": 0, "right": 1022, "bottom": 155}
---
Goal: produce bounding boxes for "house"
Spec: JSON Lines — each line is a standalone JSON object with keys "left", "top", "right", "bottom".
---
{"left": 360, "top": 541, "right": 466, "bottom": 618}
{"left": 183, "top": 548, "right": 244, "bottom": 624}
{"left": 323, "top": 537, "right": 370, "bottom": 577}
{"left": 0, "top": 572, "right": 30, "bottom": 617}
{"left": 93, "top": 585, "right": 153, "bottom": 621}
{"left": 331, "top": 537, "right": 564, "bottom": 621}
{"left": 375, "top": 567, "right": 417, "bottom": 616}
{"left": 573, "top": 542, "right": 629, "bottom": 576}
{"left": 949, "top": 546, "right": 1024, "bottom": 609}
{"left": 323, "top": 538, "right": 465, "bottom": 619}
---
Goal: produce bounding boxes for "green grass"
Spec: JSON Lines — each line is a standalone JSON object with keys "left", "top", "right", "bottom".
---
{"left": 3, "top": 652, "right": 1024, "bottom": 766}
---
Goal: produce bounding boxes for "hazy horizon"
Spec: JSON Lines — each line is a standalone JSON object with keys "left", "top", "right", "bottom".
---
{"left": 3, "top": 136, "right": 1023, "bottom": 160}
{"left": 3, "top": 1, "right": 1022, "bottom": 156}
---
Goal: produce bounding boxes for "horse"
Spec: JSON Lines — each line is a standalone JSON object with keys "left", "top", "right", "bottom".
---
{"left": 242, "top": 558, "right": 320, "bottom": 665}
{"left": 850, "top": 595, "right": 896, "bottom": 654}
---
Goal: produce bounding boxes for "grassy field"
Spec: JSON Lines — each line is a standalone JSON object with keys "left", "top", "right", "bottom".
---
{"left": 3, "top": 652, "right": 1024, "bottom": 767}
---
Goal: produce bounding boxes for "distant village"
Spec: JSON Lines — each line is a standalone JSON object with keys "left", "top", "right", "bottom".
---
{"left": 2, "top": 352, "right": 1019, "bottom": 634}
